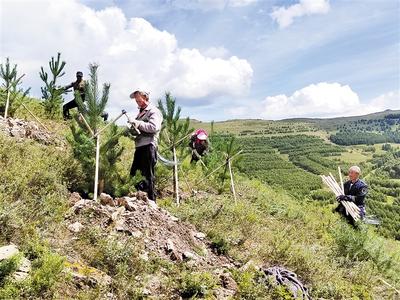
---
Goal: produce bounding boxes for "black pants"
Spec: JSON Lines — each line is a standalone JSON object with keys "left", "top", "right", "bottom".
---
{"left": 63, "top": 96, "right": 108, "bottom": 121}
{"left": 335, "top": 203, "right": 365, "bottom": 226}
{"left": 130, "top": 144, "right": 157, "bottom": 201}
{"left": 63, "top": 99, "right": 79, "bottom": 119}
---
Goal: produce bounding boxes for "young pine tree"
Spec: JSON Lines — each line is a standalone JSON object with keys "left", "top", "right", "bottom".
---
{"left": 0, "top": 57, "right": 30, "bottom": 118}
{"left": 68, "top": 63, "right": 123, "bottom": 196}
{"left": 158, "top": 92, "right": 193, "bottom": 203}
{"left": 39, "top": 53, "right": 66, "bottom": 119}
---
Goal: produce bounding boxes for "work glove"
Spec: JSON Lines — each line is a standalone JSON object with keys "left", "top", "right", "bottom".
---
{"left": 127, "top": 118, "right": 139, "bottom": 128}
{"left": 336, "top": 195, "right": 347, "bottom": 202}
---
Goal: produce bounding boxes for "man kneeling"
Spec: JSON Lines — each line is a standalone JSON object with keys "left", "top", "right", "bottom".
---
{"left": 335, "top": 165, "right": 368, "bottom": 225}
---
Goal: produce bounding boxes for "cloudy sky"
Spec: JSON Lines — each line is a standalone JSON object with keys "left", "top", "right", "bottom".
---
{"left": 1, "top": 0, "right": 399, "bottom": 121}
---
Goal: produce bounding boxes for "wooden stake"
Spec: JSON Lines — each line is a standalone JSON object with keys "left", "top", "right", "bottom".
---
{"left": 228, "top": 158, "right": 237, "bottom": 203}
{"left": 4, "top": 89, "right": 10, "bottom": 119}
{"left": 21, "top": 103, "right": 49, "bottom": 131}
{"left": 173, "top": 146, "right": 180, "bottom": 205}
{"left": 79, "top": 113, "right": 94, "bottom": 137}
{"left": 338, "top": 166, "right": 344, "bottom": 194}
{"left": 195, "top": 150, "right": 243, "bottom": 187}
{"left": 94, "top": 133, "right": 100, "bottom": 202}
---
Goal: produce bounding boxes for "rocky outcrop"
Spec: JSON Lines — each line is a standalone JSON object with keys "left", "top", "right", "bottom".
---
{"left": 0, "top": 244, "right": 31, "bottom": 281}
{"left": 0, "top": 116, "right": 62, "bottom": 145}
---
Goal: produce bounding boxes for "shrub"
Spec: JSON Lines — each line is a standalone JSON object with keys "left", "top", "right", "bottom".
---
{"left": 177, "top": 271, "right": 218, "bottom": 298}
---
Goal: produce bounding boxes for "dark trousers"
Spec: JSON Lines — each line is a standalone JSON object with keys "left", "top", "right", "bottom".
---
{"left": 63, "top": 95, "right": 108, "bottom": 121}
{"left": 335, "top": 203, "right": 365, "bottom": 226}
{"left": 63, "top": 99, "right": 78, "bottom": 119}
{"left": 130, "top": 144, "right": 157, "bottom": 201}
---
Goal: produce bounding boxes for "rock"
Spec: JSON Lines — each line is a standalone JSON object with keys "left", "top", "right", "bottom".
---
{"left": 115, "top": 219, "right": 126, "bottom": 232}
{"left": 170, "top": 250, "right": 183, "bottom": 262}
{"left": 72, "top": 199, "right": 87, "bottom": 210}
{"left": 136, "top": 191, "right": 148, "bottom": 200}
{"left": 125, "top": 200, "right": 137, "bottom": 211}
{"left": 220, "top": 273, "right": 238, "bottom": 292}
{"left": 69, "top": 192, "right": 82, "bottom": 206}
{"left": 111, "top": 206, "right": 125, "bottom": 221}
{"left": 165, "top": 239, "right": 182, "bottom": 262}
{"left": 100, "top": 193, "right": 115, "bottom": 206}
{"left": 115, "top": 197, "right": 127, "bottom": 207}
{"left": 142, "top": 288, "right": 151, "bottom": 296}
{"left": 147, "top": 200, "right": 158, "bottom": 209}
{"left": 68, "top": 222, "right": 84, "bottom": 233}
{"left": 166, "top": 239, "right": 175, "bottom": 252}
{"left": 65, "top": 261, "right": 112, "bottom": 288}
{"left": 183, "top": 251, "right": 195, "bottom": 260}
{"left": 194, "top": 232, "right": 206, "bottom": 239}
{"left": 170, "top": 216, "right": 179, "bottom": 222}
{"left": 240, "top": 259, "right": 260, "bottom": 272}
{"left": 0, "top": 245, "right": 31, "bottom": 281}
{"left": 131, "top": 231, "right": 143, "bottom": 238}
{"left": 139, "top": 251, "right": 149, "bottom": 261}
{"left": 13, "top": 257, "right": 31, "bottom": 281}
{"left": 0, "top": 244, "right": 19, "bottom": 261}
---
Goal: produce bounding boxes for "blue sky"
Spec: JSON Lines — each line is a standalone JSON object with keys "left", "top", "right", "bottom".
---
{"left": 1, "top": 0, "right": 399, "bottom": 120}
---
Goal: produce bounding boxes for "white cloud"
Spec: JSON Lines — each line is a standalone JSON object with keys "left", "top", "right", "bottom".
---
{"left": 228, "top": 0, "right": 258, "bottom": 7}
{"left": 172, "top": 0, "right": 257, "bottom": 10}
{"left": 260, "top": 83, "right": 399, "bottom": 119}
{"left": 270, "top": 0, "right": 330, "bottom": 29}
{"left": 0, "top": 0, "right": 253, "bottom": 116}
{"left": 362, "top": 91, "right": 400, "bottom": 114}
{"left": 202, "top": 46, "right": 230, "bottom": 58}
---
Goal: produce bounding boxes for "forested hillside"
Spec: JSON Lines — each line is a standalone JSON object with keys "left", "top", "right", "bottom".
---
{"left": 202, "top": 110, "right": 400, "bottom": 241}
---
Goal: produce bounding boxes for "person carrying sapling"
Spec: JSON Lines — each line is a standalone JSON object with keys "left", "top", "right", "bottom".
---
{"left": 335, "top": 165, "right": 368, "bottom": 225}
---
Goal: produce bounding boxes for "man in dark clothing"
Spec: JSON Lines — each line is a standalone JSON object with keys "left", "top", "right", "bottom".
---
{"left": 63, "top": 71, "right": 85, "bottom": 120}
{"left": 335, "top": 165, "right": 368, "bottom": 225}
{"left": 128, "top": 90, "right": 163, "bottom": 202}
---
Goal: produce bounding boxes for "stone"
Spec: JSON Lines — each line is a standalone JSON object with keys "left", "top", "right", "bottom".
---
{"left": 68, "top": 222, "right": 84, "bottom": 233}
{"left": 111, "top": 206, "right": 125, "bottom": 221}
{"left": 131, "top": 231, "right": 143, "bottom": 238}
{"left": 182, "top": 251, "right": 195, "bottom": 260}
{"left": 166, "top": 239, "right": 175, "bottom": 252}
{"left": 66, "top": 261, "right": 112, "bottom": 288}
{"left": 165, "top": 239, "right": 182, "bottom": 262}
{"left": 147, "top": 200, "right": 158, "bottom": 209}
{"left": 69, "top": 192, "right": 82, "bottom": 206}
{"left": 115, "top": 219, "right": 126, "bottom": 232}
{"left": 0, "top": 244, "right": 19, "bottom": 261}
{"left": 0, "top": 245, "right": 31, "bottom": 281}
{"left": 73, "top": 199, "right": 87, "bottom": 210}
{"left": 194, "top": 232, "right": 206, "bottom": 239}
{"left": 170, "top": 216, "right": 179, "bottom": 222}
{"left": 220, "top": 273, "right": 238, "bottom": 292}
{"left": 125, "top": 200, "right": 137, "bottom": 211}
{"left": 13, "top": 257, "right": 31, "bottom": 281}
{"left": 139, "top": 252, "right": 149, "bottom": 261}
{"left": 100, "top": 193, "right": 115, "bottom": 206}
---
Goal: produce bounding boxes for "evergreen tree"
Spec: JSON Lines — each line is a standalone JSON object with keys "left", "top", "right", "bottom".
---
{"left": 39, "top": 53, "right": 66, "bottom": 119}
{"left": 158, "top": 92, "right": 193, "bottom": 203}
{"left": 0, "top": 57, "right": 30, "bottom": 118}
{"left": 67, "top": 63, "right": 123, "bottom": 196}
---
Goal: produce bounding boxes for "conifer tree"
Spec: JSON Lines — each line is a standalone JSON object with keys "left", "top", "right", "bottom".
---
{"left": 68, "top": 63, "right": 123, "bottom": 197}
{"left": 0, "top": 57, "right": 30, "bottom": 118}
{"left": 158, "top": 92, "right": 193, "bottom": 204}
{"left": 39, "top": 53, "right": 66, "bottom": 119}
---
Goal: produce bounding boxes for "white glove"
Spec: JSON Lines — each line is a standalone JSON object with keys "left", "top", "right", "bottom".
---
{"left": 127, "top": 118, "right": 139, "bottom": 128}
